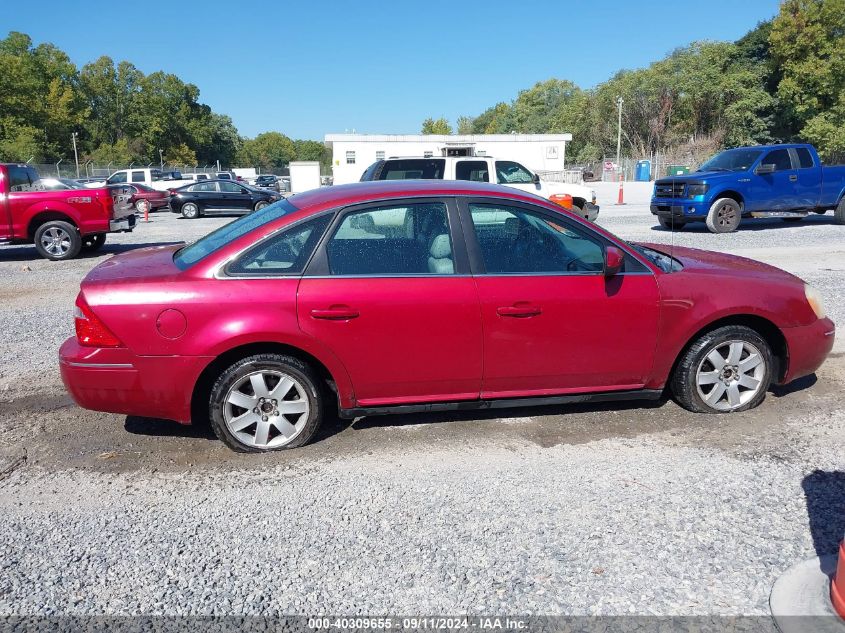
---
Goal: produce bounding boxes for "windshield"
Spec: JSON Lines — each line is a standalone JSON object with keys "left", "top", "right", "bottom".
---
{"left": 698, "top": 148, "right": 763, "bottom": 172}
{"left": 173, "top": 198, "right": 298, "bottom": 269}
{"left": 628, "top": 244, "right": 683, "bottom": 273}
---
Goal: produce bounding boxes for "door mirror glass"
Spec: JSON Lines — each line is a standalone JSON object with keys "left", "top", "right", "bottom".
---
{"left": 605, "top": 246, "right": 624, "bottom": 277}
{"left": 532, "top": 172, "right": 540, "bottom": 184}
{"left": 755, "top": 163, "right": 775, "bottom": 175}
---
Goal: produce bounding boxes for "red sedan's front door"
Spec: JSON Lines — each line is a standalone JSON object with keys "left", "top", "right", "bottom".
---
{"left": 297, "top": 199, "right": 483, "bottom": 407}
{"left": 464, "top": 201, "right": 660, "bottom": 398}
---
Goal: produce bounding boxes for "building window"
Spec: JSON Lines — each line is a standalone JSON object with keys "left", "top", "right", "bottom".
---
{"left": 376, "top": 151, "right": 385, "bottom": 161}
{"left": 346, "top": 151, "right": 356, "bottom": 164}
{"left": 423, "top": 151, "right": 433, "bottom": 158}
{"left": 476, "top": 150, "right": 486, "bottom": 156}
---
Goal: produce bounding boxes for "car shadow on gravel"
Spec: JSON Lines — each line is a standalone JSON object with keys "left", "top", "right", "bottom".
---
{"left": 650, "top": 215, "right": 838, "bottom": 233}
{"left": 770, "top": 374, "right": 818, "bottom": 397}
{"left": 124, "top": 416, "right": 216, "bottom": 440}
{"left": 0, "top": 241, "right": 183, "bottom": 262}
{"left": 802, "top": 470, "right": 845, "bottom": 559}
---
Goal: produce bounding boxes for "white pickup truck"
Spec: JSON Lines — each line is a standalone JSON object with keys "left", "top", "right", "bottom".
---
{"left": 84, "top": 168, "right": 194, "bottom": 192}
{"left": 359, "top": 156, "right": 599, "bottom": 221}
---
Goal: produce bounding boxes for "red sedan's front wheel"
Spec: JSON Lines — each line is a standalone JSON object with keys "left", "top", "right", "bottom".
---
{"left": 671, "top": 325, "right": 773, "bottom": 413}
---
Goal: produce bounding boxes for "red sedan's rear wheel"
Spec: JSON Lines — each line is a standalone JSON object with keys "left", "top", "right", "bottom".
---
{"left": 671, "top": 325, "right": 773, "bottom": 413}
{"left": 209, "top": 354, "right": 323, "bottom": 452}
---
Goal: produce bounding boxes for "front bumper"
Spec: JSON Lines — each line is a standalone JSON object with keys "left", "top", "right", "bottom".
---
{"left": 109, "top": 214, "right": 137, "bottom": 232}
{"left": 59, "top": 337, "right": 213, "bottom": 424}
{"left": 780, "top": 317, "right": 835, "bottom": 383}
{"left": 583, "top": 202, "right": 600, "bottom": 222}
{"left": 650, "top": 199, "right": 708, "bottom": 218}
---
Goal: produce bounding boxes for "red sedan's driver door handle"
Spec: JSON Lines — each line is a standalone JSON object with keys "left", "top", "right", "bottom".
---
{"left": 497, "top": 304, "right": 542, "bottom": 318}
{"left": 310, "top": 307, "right": 360, "bottom": 320}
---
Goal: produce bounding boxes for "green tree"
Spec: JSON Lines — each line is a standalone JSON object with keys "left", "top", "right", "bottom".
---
{"left": 456, "top": 116, "right": 475, "bottom": 134}
{"left": 770, "top": 0, "right": 845, "bottom": 160}
{"left": 237, "top": 132, "right": 296, "bottom": 169}
{"left": 165, "top": 143, "right": 197, "bottom": 167}
{"left": 421, "top": 117, "right": 452, "bottom": 134}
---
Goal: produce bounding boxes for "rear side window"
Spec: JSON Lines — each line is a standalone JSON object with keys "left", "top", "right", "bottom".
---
{"left": 455, "top": 161, "right": 489, "bottom": 182}
{"left": 326, "top": 203, "right": 453, "bottom": 275}
{"left": 189, "top": 182, "right": 217, "bottom": 192}
{"left": 796, "top": 148, "right": 815, "bottom": 169}
{"left": 378, "top": 159, "right": 445, "bottom": 180}
{"left": 131, "top": 170, "right": 145, "bottom": 182}
{"left": 228, "top": 215, "right": 332, "bottom": 276}
{"left": 7, "top": 166, "right": 38, "bottom": 192}
{"left": 761, "top": 149, "right": 793, "bottom": 171}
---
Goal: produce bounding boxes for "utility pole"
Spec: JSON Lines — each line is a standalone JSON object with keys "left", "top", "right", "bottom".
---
{"left": 71, "top": 132, "right": 80, "bottom": 178}
{"left": 615, "top": 97, "right": 624, "bottom": 176}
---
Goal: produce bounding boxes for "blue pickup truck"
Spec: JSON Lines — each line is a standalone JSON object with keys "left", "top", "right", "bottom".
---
{"left": 650, "top": 143, "right": 845, "bottom": 233}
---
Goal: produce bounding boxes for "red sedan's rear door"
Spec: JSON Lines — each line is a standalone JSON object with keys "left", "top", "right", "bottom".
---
{"left": 462, "top": 199, "right": 660, "bottom": 397}
{"left": 297, "top": 198, "right": 483, "bottom": 406}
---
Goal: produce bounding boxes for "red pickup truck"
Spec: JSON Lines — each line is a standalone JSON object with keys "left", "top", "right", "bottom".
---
{"left": 0, "top": 163, "right": 136, "bottom": 260}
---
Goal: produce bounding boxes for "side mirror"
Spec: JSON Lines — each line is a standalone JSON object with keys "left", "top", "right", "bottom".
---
{"left": 756, "top": 163, "right": 775, "bottom": 175}
{"left": 532, "top": 173, "right": 541, "bottom": 184}
{"left": 605, "top": 246, "right": 624, "bottom": 277}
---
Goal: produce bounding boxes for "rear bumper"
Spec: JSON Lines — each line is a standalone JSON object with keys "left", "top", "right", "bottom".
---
{"left": 109, "top": 214, "right": 136, "bottom": 232}
{"left": 781, "top": 317, "right": 835, "bottom": 383}
{"left": 59, "top": 338, "right": 213, "bottom": 424}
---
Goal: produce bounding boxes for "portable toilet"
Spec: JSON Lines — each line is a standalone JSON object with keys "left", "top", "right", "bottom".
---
{"left": 635, "top": 160, "right": 651, "bottom": 181}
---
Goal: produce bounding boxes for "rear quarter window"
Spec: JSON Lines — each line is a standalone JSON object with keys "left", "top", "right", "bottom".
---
{"left": 379, "top": 159, "right": 445, "bottom": 180}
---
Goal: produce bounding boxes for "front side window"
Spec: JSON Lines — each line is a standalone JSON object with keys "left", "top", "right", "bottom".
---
{"left": 107, "top": 171, "right": 127, "bottom": 184}
{"left": 228, "top": 215, "right": 332, "bottom": 276}
{"left": 379, "top": 159, "right": 445, "bottom": 180}
{"left": 174, "top": 199, "right": 299, "bottom": 269}
{"left": 698, "top": 149, "right": 763, "bottom": 172}
{"left": 346, "top": 151, "right": 356, "bottom": 165}
{"left": 761, "top": 149, "right": 793, "bottom": 171}
{"left": 495, "top": 161, "right": 534, "bottom": 185}
{"left": 469, "top": 203, "right": 603, "bottom": 274}
{"left": 220, "top": 181, "right": 245, "bottom": 193}
{"left": 131, "top": 170, "right": 145, "bottom": 182}
{"left": 456, "top": 161, "right": 489, "bottom": 183}
{"left": 326, "top": 203, "right": 453, "bottom": 275}
{"left": 796, "top": 148, "right": 815, "bottom": 169}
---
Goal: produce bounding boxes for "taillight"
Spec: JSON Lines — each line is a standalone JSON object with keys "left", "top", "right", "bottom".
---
{"left": 74, "top": 295, "right": 122, "bottom": 347}
{"left": 100, "top": 191, "right": 115, "bottom": 219}
{"left": 549, "top": 193, "right": 573, "bottom": 210}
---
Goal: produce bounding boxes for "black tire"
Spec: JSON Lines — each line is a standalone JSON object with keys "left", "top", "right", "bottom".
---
{"left": 33, "top": 220, "right": 82, "bottom": 261}
{"left": 671, "top": 325, "right": 773, "bottom": 414}
{"left": 705, "top": 198, "right": 742, "bottom": 233}
{"left": 181, "top": 202, "right": 200, "bottom": 219}
{"left": 834, "top": 198, "right": 845, "bottom": 225}
{"left": 254, "top": 200, "right": 269, "bottom": 211}
{"left": 82, "top": 233, "right": 107, "bottom": 251}
{"left": 209, "top": 353, "right": 323, "bottom": 452}
{"left": 658, "top": 216, "right": 686, "bottom": 230}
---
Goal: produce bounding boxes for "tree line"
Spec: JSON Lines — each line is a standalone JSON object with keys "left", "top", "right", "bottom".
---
{"left": 0, "top": 31, "right": 330, "bottom": 171}
{"left": 423, "top": 0, "right": 845, "bottom": 166}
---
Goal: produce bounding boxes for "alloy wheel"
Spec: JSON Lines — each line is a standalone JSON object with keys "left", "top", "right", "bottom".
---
{"left": 223, "top": 370, "right": 310, "bottom": 449}
{"left": 40, "top": 227, "right": 72, "bottom": 257}
{"left": 695, "top": 340, "right": 766, "bottom": 411}
{"left": 716, "top": 204, "right": 738, "bottom": 229}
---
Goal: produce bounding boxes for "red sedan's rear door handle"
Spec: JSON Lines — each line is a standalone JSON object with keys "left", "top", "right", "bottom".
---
{"left": 497, "top": 305, "right": 542, "bottom": 318}
{"left": 310, "top": 308, "right": 359, "bottom": 320}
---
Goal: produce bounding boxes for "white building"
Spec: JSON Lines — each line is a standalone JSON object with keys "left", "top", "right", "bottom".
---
{"left": 325, "top": 133, "right": 572, "bottom": 185}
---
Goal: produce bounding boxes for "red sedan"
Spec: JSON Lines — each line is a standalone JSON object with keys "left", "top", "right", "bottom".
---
{"left": 107, "top": 183, "right": 170, "bottom": 213}
{"left": 59, "top": 180, "right": 835, "bottom": 452}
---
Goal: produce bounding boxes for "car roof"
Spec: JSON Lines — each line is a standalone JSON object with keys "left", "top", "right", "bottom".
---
{"left": 380, "top": 155, "right": 499, "bottom": 160}
{"left": 288, "top": 179, "right": 542, "bottom": 211}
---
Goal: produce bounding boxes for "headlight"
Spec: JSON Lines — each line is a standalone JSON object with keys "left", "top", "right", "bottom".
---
{"left": 686, "top": 184, "right": 708, "bottom": 198}
{"left": 805, "top": 284, "right": 826, "bottom": 319}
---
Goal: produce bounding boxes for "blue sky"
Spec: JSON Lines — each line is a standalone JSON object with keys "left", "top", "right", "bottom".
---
{"left": 7, "top": 0, "right": 781, "bottom": 140}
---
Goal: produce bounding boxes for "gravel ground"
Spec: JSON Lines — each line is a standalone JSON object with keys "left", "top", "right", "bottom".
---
{"left": 0, "top": 203, "right": 843, "bottom": 621}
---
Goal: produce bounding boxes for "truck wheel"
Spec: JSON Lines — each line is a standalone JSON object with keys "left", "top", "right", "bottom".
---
{"left": 835, "top": 198, "right": 845, "bottom": 225}
{"left": 658, "top": 217, "right": 686, "bottom": 230}
{"left": 705, "top": 198, "right": 742, "bottom": 233}
{"left": 34, "top": 221, "right": 82, "bottom": 261}
{"left": 82, "top": 233, "right": 107, "bottom": 251}
{"left": 181, "top": 203, "right": 200, "bottom": 219}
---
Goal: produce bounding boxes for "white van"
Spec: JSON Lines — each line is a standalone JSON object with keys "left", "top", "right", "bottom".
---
{"left": 359, "top": 156, "right": 599, "bottom": 221}
{"left": 85, "top": 168, "right": 193, "bottom": 192}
